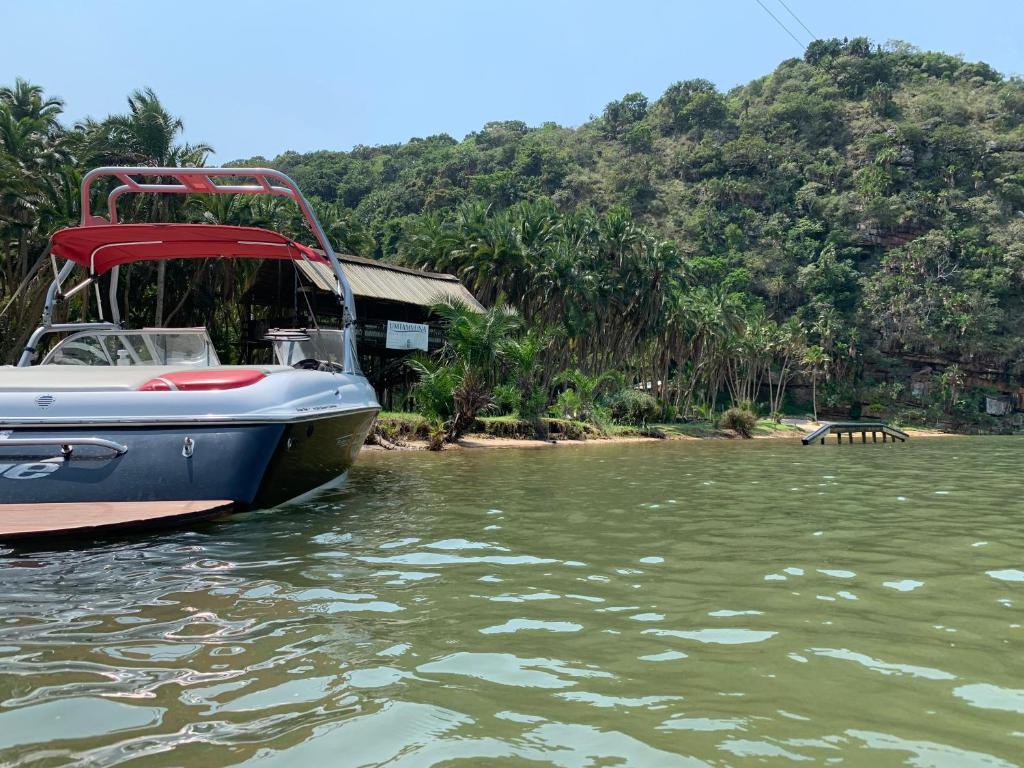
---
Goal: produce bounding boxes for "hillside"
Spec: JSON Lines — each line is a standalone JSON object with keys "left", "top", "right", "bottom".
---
{"left": 241, "top": 38, "right": 1024, "bottom": 381}
{"left": 3, "top": 37, "right": 1024, "bottom": 429}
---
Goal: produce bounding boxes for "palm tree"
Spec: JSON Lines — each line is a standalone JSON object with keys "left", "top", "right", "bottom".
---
{"left": 0, "top": 81, "right": 68, "bottom": 284}
{"left": 417, "top": 298, "right": 524, "bottom": 444}
{"left": 502, "top": 328, "right": 552, "bottom": 438}
{"left": 431, "top": 297, "right": 521, "bottom": 388}
{"left": 767, "top": 317, "right": 806, "bottom": 419}
{"left": 0, "top": 80, "right": 75, "bottom": 362}
{"left": 0, "top": 79, "right": 64, "bottom": 128}
{"left": 802, "top": 345, "right": 830, "bottom": 423}
{"left": 553, "top": 368, "right": 623, "bottom": 424}
{"left": 82, "top": 88, "right": 211, "bottom": 325}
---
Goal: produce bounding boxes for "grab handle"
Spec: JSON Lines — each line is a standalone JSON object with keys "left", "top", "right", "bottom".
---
{"left": 0, "top": 437, "right": 128, "bottom": 457}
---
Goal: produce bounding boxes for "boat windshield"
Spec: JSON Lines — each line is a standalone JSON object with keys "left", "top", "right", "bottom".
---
{"left": 266, "top": 328, "right": 350, "bottom": 367}
{"left": 42, "top": 328, "right": 220, "bottom": 367}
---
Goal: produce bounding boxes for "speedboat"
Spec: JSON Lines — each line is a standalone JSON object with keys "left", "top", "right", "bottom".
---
{"left": 0, "top": 168, "right": 380, "bottom": 538}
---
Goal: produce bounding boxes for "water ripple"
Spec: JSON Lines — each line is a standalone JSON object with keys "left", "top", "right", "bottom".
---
{"left": 1, "top": 437, "right": 1023, "bottom": 766}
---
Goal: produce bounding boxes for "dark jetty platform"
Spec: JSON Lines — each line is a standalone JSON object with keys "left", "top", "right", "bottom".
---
{"left": 802, "top": 422, "right": 909, "bottom": 445}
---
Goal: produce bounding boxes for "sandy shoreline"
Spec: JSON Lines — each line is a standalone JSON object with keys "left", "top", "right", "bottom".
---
{"left": 364, "top": 422, "right": 957, "bottom": 452}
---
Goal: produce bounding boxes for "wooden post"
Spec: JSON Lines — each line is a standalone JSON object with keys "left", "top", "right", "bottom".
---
{"left": 883, "top": 433, "right": 887, "bottom": 442}
{"left": 820, "top": 437, "right": 825, "bottom": 445}
{"left": 849, "top": 432, "right": 854, "bottom": 443}
{"left": 836, "top": 433, "right": 841, "bottom": 444}
{"left": 861, "top": 432, "right": 866, "bottom": 443}
{"left": 872, "top": 432, "right": 877, "bottom": 442}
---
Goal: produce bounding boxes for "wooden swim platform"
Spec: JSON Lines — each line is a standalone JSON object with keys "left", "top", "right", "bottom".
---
{"left": 0, "top": 500, "right": 235, "bottom": 541}
{"left": 802, "top": 422, "right": 909, "bottom": 446}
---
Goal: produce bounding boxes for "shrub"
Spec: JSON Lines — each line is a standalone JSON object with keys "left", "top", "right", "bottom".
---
{"left": 407, "top": 357, "right": 457, "bottom": 421}
{"left": 373, "top": 412, "right": 429, "bottom": 442}
{"left": 478, "top": 416, "right": 535, "bottom": 439}
{"left": 492, "top": 383, "right": 522, "bottom": 416}
{"left": 553, "top": 388, "right": 582, "bottom": 420}
{"left": 548, "top": 419, "right": 602, "bottom": 440}
{"left": 736, "top": 399, "right": 759, "bottom": 417}
{"left": 607, "top": 388, "right": 660, "bottom": 425}
{"left": 426, "top": 418, "right": 447, "bottom": 451}
{"left": 719, "top": 407, "right": 757, "bottom": 438}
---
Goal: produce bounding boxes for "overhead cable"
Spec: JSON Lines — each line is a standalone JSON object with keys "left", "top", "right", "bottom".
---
{"left": 753, "top": 0, "right": 807, "bottom": 51}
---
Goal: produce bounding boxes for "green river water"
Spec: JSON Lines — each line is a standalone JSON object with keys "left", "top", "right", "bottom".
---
{"left": 1, "top": 437, "right": 1023, "bottom": 767}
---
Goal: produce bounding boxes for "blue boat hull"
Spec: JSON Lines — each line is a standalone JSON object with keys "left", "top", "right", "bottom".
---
{"left": 0, "top": 409, "right": 377, "bottom": 509}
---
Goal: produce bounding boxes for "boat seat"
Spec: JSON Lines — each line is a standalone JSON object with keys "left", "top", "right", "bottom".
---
{"left": 0, "top": 365, "right": 290, "bottom": 392}
{"left": 138, "top": 369, "right": 266, "bottom": 391}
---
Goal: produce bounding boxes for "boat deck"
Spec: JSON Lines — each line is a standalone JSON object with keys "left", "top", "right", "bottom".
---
{"left": 0, "top": 500, "right": 235, "bottom": 540}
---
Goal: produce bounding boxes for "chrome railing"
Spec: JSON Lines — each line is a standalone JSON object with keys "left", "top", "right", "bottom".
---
{"left": 0, "top": 437, "right": 129, "bottom": 457}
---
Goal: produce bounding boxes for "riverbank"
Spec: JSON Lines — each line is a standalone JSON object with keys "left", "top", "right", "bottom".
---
{"left": 365, "top": 414, "right": 954, "bottom": 452}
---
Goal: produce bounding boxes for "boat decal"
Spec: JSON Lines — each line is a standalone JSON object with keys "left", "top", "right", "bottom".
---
{"left": 0, "top": 461, "right": 61, "bottom": 480}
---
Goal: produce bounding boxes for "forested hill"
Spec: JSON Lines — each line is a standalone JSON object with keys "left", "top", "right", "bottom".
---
{"left": 239, "top": 38, "right": 1024, "bottom": 374}
{"left": 2, "top": 37, "right": 1023, "bottom": 424}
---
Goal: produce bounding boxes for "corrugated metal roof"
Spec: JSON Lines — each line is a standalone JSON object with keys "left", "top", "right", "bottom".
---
{"left": 297, "top": 255, "right": 484, "bottom": 312}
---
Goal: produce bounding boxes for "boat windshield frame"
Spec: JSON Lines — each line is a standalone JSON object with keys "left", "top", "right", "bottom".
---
{"left": 40, "top": 327, "right": 220, "bottom": 368}
{"left": 19, "top": 168, "right": 359, "bottom": 373}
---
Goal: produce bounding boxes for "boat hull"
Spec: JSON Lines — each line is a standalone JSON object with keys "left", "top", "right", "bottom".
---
{"left": 0, "top": 408, "right": 378, "bottom": 509}
{"left": 253, "top": 407, "right": 378, "bottom": 507}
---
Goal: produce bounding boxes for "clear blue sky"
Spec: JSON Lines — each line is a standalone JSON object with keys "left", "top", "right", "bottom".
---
{"left": 3, "top": 1, "right": 1022, "bottom": 161}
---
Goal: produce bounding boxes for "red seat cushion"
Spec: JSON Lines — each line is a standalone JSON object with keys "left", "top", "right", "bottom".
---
{"left": 138, "top": 369, "right": 266, "bottom": 391}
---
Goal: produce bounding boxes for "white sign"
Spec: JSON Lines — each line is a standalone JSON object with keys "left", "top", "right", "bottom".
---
{"left": 386, "top": 321, "right": 429, "bottom": 351}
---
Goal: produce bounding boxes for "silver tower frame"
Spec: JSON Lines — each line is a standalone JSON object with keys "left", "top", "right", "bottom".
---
{"left": 20, "top": 167, "right": 359, "bottom": 372}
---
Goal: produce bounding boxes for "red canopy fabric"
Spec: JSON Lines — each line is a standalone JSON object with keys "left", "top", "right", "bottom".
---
{"left": 50, "top": 223, "right": 327, "bottom": 274}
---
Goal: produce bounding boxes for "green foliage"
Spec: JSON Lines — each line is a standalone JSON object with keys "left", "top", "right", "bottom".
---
{"left": 653, "top": 79, "right": 727, "bottom": 135}
{"left": 602, "top": 92, "right": 649, "bottom": 137}
{"left": 408, "top": 301, "right": 529, "bottom": 445}
{"left": 491, "top": 382, "right": 522, "bottom": 416}
{"left": 553, "top": 368, "right": 623, "bottom": 425}
{"left": 407, "top": 356, "right": 458, "bottom": 422}
{"left": 718, "top": 407, "right": 757, "bottom": 438}
{"left": 4, "top": 37, "right": 1024, "bottom": 427}
{"left": 431, "top": 297, "right": 521, "bottom": 387}
{"left": 552, "top": 388, "right": 582, "bottom": 421}
{"left": 373, "top": 412, "right": 429, "bottom": 442}
{"left": 606, "top": 388, "right": 660, "bottom": 425}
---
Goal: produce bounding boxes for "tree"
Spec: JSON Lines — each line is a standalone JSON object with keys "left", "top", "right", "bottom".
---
{"left": 502, "top": 329, "right": 552, "bottom": 438}
{"left": 0, "top": 80, "right": 68, "bottom": 283}
{"left": 553, "top": 368, "right": 623, "bottom": 424}
{"left": 82, "top": 88, "right": 211, "bottom": 326}
{"left": 939, "top": 364, "right": 965, "bottom": 414}
{"left": 0, "top": 80, "right": 75, "bottom": 362}
{"left": 767, "top": 318, "right": 806, "bottom": 419}
{"left": 4, "top": 37, "right": 1024, "bottom": 432}
{"left": 601, "top": 92, "right": 649, "bottom": 137}
{"left": 414, "top": 298, "right": 524, "bottom": 445}
{"left": 802, "top": 345, "right": 830, "bottom": 423}
{"left": 653, "top": 79, "right": 726, "bottom": 134}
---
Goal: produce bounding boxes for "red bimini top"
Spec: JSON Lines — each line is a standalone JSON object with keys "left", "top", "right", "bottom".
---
{"left": 50, "top": 223, "right": 326, "bottom": 275}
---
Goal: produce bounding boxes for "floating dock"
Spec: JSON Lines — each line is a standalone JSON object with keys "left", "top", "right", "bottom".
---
{"left": 802, "top": 422, "right": 909, "bottom": 445}
{"left": 0, "top": 500, "right": 235, "bottom": 541}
